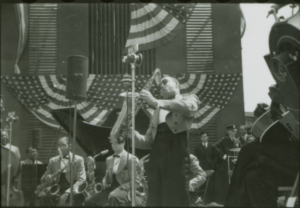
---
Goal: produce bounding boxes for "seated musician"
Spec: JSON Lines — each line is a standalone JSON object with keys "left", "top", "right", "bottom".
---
{"left": 189, "top": 154, "right": 207, "bottom": 205}
{"left": 84, "top": 137, "right": 141, "bottom": 207}
{"left": 21, "top": 146, "right": 43, "bottom": 165}
{"left": 38, "top": 136, "right": 86, "bottom": 206}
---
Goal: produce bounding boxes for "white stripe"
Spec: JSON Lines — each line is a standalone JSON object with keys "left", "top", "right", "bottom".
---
{"left": 77, "top": 101, "right": 91, "bottom": 111}
{"left": 181, "top": 74, "right": 206, "bottom": 96}
{"left": 131, "top": 4, "right": 157, "bottom": 19}
{"left": 180, "top": 74, "right": 196, "bottom": 90}
{"left": 39, "top": 76, "right": 57, "bottom": 98}
{"left": 82, "top": 106, "right": 99, "bottom": 118}
{"left": 126, "top": 18, "right": 180, "bottom": 47}
{"left": 90, "top": 110, "right": 109, "bottom": 125}
{"left": 47, "top": 102, "right": 61, "bottom": 109}
{"left": 191, "top": 108, "right": 220, "bottom": 129}
{"left": 130, "top": 9, "right": 169, "bottom": 33}
{"left": 50, "top": 75, "right": 66, "bottom": 91}
{"left": 194, "top": 105, "right": 211, "bottom": 118}
{"left": 31, "top": 110, "right": 59, "bottom": 128}
{"left": 87, "top": 74, "right": 95, "bottom": 90}
{"left": 38, "top": 76, "right": 69, "bottom": 102}
{"left": 37, "top": 107, "right": 53, "bottom": 118}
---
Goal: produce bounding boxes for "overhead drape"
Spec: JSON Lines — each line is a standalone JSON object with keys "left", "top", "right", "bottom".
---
{"left": 13, "top": 4, "right": 29, "bottom": 75}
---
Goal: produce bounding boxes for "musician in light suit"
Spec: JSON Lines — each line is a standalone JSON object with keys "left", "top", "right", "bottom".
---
{"left": 39, "top": 136, "right": 86, "bottom": 206}
{"left": 129, "top": 76, "right": 199, "bottom": 207}
{"left": 84, "top": 138, "right": 141, "bottom": 207}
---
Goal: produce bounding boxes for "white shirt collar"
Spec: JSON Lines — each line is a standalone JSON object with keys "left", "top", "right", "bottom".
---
{"left": 175, "top": 94, "right": 183, "bottom": 100}
{"left": 115, "top": 149, "right": 124, "bottom": 157}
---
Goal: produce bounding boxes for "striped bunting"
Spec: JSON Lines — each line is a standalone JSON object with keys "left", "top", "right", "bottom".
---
{"left": 1, "top": 73, "right": 241, "bottom": 129}
{"left": 175, "top": 73, "right": 242, "bottom": 129}
{"left": 124, "top": 3, "right": 195, "bottom": 53}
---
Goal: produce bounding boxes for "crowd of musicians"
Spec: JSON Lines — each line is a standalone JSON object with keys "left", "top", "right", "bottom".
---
{"left": 1, "top": 75, "right": 299, "bottom": 207}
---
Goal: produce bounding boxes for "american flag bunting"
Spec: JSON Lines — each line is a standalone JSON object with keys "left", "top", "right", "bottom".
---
{"left": 1, "top": 73, "right": 241, "bottom": 129}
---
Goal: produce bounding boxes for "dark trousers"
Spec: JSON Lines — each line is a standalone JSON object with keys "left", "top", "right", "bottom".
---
{"left": 146, "top": 123, "right": 190, "bottom": 207}
{"left": 38, "top": 173, "right": 84, "bottom": 206}
{"left": 225, "top": 140, "right": 299, "bottom": 207}
{"left": 84, "top": 175, "right": 129, "bottom": 207}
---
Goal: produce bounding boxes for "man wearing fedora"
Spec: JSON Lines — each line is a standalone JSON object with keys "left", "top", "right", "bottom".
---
{"left": 84, "top": 137, "right": 141, "bottom": 207}
{"left": 212, "top": 124, "right": 241, "bottom": 204}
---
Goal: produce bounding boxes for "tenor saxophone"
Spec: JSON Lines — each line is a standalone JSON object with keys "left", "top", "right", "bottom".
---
{"left": 35, "top": 166, "right": 67, "bottom": 196}
{"left": 110, "top": 68, "right": 161, "bottom": 143}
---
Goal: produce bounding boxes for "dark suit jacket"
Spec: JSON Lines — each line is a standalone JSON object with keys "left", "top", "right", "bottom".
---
{"left": 212, "top": 136, "right": 241, "bottom": 171}
{"left": 194, "top": 143, "right": 214, "bottom": 171}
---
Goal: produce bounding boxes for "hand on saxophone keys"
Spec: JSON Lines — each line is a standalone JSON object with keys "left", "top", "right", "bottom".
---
{"left": 102, "top": 181, "right": 111, "bottom": 190}
{"left": 44, "top": 174, "right": 53, "bottom": 184}
{"left": 139, "top": 89, "right": 158, "bottom": 108}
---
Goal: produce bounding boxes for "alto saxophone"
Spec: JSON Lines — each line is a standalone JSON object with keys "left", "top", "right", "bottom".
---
{"left": 110, "top": 68, "right": 161, "bottom": 143}
{"left": 85, "top": 156, "right": 103, "bottom": 196}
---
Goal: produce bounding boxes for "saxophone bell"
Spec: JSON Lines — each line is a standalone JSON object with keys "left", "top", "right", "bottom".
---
{"left": 74, "top": 181, "right": 91, "bottom": 198}
{"left": 74, "top": 181, "right": 88, "bottom": 194}
{"left": 47, "top": 184, "right": 60, "bottom": 195}
{"left": 94, "top": 183, "right": 103, "bottom": 193}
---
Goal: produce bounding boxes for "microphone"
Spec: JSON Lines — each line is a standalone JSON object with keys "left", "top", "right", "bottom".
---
{"left": 93, "top": 149, "right": 109, "bottom": 159}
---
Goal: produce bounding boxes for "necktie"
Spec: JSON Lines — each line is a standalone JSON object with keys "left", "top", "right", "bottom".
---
{"left": 62, "top": 155, "right": 70, "bottom": 160}
{"left": 113, "top": 155, "right": 120, "bottom": 158}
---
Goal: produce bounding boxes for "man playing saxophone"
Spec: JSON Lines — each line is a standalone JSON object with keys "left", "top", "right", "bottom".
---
{"left": 84, "top": 137, "right": 141, "bottom": 207}
{"left": 38, "top": 136, "right": 86, "bottom": 206}
{"left": 129, "top": 76, "right": 199, "bottom": 207}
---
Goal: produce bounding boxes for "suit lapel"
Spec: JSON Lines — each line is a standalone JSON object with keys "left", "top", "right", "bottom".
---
{"left": 116, "top": 151, "right": 128, "bottom": 175}
{"left": 56, "top": 156, "right": 61, "bottom": 172}
{"left": 199, "top": 143, "right": 205, "bottom": 155}
{"left": 65, "top": 153, "right": 75, "bottom": 174}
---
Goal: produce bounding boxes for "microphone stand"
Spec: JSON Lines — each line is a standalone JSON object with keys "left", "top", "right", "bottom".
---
{"left": 34, "top": 158, "right": 37, "bottom": 207}
{"left": 122, "top": 44, "right": 143, "bottom": 206}
{"left": 130, "top": 62, "right": 136, "bottom": 207}
{"left": 70, "top": 100, "right": 78, "bottom": 206}
{"left": 6, "top": 112, "right": 18, "bottom": 206}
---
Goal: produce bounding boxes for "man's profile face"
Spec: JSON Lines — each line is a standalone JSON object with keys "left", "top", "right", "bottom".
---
{"left": 160, "top": 77, "right": 178, "bottom": 99}
{"left": 57, "top": 138, "right": 70, "bottom": 156}
{"left": 1, "top": 131, "right": 9, "bottom": 145}
{"left": 228, "top": 129, "right": 237, "bottom": 137}
{"left": 200, "top": 133, "right": 208, "bottom": 143}
{"left": 110, "top": 140, "right": 125, "bottom": 153}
